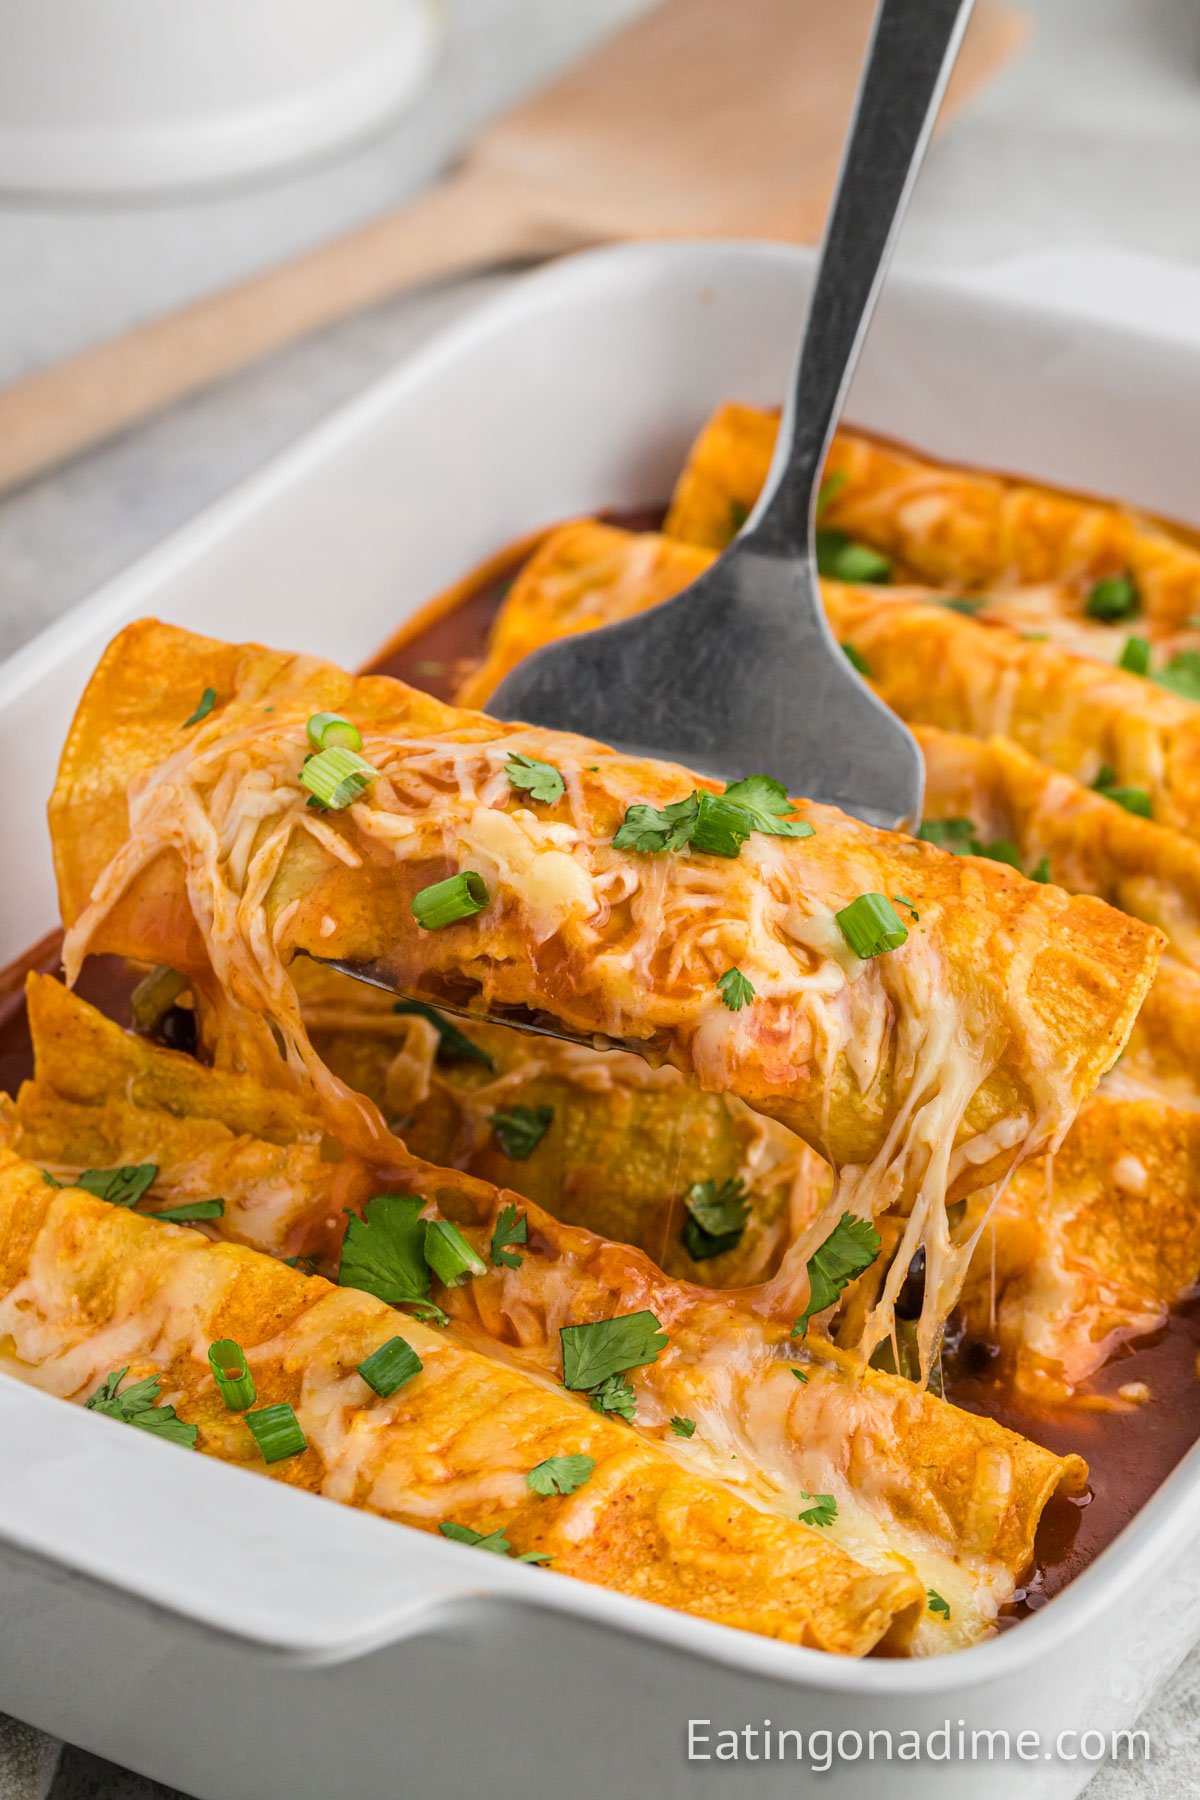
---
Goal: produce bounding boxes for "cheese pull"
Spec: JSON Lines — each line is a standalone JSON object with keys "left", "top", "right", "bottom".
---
{"left": 49, "top": 620, "right": 1160, "bottom": 1360}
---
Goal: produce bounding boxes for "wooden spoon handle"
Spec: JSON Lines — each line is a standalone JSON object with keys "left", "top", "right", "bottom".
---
{"left": 0, "top": 167, "right": 579, "bottom": 497}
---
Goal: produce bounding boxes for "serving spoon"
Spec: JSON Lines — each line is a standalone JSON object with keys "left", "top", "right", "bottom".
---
{"left": 323, "top": 0, "right": 969, "bottom": 1044}
{"left": 489, "top": 0, "right": 974, "bottom": 831}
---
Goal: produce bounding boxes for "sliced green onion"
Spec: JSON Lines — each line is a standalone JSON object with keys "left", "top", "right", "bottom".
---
{"left": 816, "top": 531, "right": 891, "bottom": 584}
{"left": 150, "top": 1198, "right": 224, "bottom": 1224}
{"left": 411, "top": 871, "right": 489, "bottom": 930}
{"left": 1155, "top": 650, "right": 1200, "bottom": 702}
{"left": 306, "top": 711, "right": 363, "bottom": 753}
{"left": 299, "top": 745, "right": 377, "bottom": 810}
{"left": 357, "top": 1334, "right": 423, "bottom": 1398}
{"left": 423, "top": 1219, "right": 486, "bottom": 1288}
{"left": 207, "top": 1339, "right": 256, "bottom": 1411}
{"left": 1118, "top": 634, "right": 1151, "bottom": 676}
{"left": 815, "top": 471, "right": 847, "bottom": 517}
{"left": 245, "top": 1402, "right": 307, "bottom": 1464}
{"left": 130, "top": 965, "right": 189, "bottom": 1033}
{"left": 835, "top": 892, "right": 909, "bottom": 959}
{"left": 1085, "top": 572, "right": 1140, "bottom": 622}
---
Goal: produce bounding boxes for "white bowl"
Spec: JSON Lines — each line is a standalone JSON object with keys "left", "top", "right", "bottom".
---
{"left": 0, "top": 0, "right": 440, "bottom": 195}
{"left": 2, "top": 242, "right": 1199, "bottom": 1799}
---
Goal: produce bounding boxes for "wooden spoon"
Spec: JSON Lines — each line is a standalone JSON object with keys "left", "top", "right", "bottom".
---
{"left": 0, "top": 0, "right": 1022, "bottom": 497}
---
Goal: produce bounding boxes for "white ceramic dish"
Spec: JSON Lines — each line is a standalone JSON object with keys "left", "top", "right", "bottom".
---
{"left": 1, "top": 243, "right": 1199, "bottom": 1799}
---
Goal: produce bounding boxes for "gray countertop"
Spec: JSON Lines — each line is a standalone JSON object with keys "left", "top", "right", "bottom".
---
{"left": 2, "top": 1, "right": 1199, "bottom": 1795}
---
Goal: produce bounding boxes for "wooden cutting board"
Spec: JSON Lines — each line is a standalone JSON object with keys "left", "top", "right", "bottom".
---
{"left": 0, "top": 0, "right": 1024, "bottom": 496}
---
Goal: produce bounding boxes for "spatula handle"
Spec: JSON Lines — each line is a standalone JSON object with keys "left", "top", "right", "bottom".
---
{"left": 754, "top": 0, "right": 976, "bottom": 547}
{"left": 0, "top": 167, "right": 577, "bottom": 499}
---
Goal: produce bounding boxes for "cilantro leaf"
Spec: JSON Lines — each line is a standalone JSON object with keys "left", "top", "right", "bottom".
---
{"left": 791, "top": 1368, "right": 809, "bottom": 1384}
{"left": 182, "top": 687, "right": 216, "bottom": 728}
{"left": 917, "top": 816, "right": 1049, "bottom": 878}
{"left": 797, "top": 1491, "right": 837, "bottom": 1528}
{"left": 490, "top": 1202, "right": 528, "bottom": 1270}
{"left": 792, "top": 1213, "right": 881, "bottom": 1337}
{"left": 561, "top": 1311, "right": 669, "bottom": 1392}
{"left": 614, "top": 777, "right": 813, "bottom": 860}
{"left": 589, "top": 1372, "right": 637, "bottom": 1422}
{"left": 669, "top": 1415, "right": 696, "bottom": 1439}
{"left": 337, "top": 1194, "right": 447, "bottom": 1323}
{"left": 489, "top": 1105, "right": 553, "bottom": 1160}
{"left": 941, "top": 596, "right": 986, "bottom": 616}
{"left": 85, "top": 1366, "right": 197, "bottom": 1449}
{"left": 717, "top": 967, "right": 755, "bottom": 1011}
{"left": 505, "top": 752, "right": 566, "bottom": 806}
{"left": 393, "top": 1000, "right": 495, "bottom": 1070}
{"left": 891, "top": 893, "right": 919, "bottom": 922}
{"left": 439, "top": 1520, "right": 552, "bottom": 1564}
{"left": 74, "top": 1163, "right": 158, "bottom": 1207}
{"left": 927, "top": 1590, "right": 951, "bottom": 1620}
{"left": 721, "top": 774, "right": 813, "bottom": 840}
{"left": 916, "top": 817, "right": 976, "bottom": 849}
{"left": 1091, "top": 766, "right": 1152, "bottom": 818}
{"left": 527, "top": 1454, "right": 595, "bottom": 1496}
{"left": 613, "top": 795, "right": 700, "bottom": 855}
{"left": 681, "top": 1177, "right": 750, "bottom": 1261}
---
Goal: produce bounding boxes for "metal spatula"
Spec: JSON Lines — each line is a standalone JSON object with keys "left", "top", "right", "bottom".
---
{"left": 323, "top": 0, "right": 967, "bottom": 1041}
{"left": 488, "top": 0, "right": 974, "bottom": 831}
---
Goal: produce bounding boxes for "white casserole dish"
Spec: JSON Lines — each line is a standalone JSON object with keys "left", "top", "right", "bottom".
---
{"left": 1, "top": 241, "right": 1199, "bottom": 1799}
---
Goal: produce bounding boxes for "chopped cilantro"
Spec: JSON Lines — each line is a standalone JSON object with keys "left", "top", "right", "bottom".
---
{"left": 1091, "top": 765, "right": 1152, "bottom": 819}
{"left": 490, "top": 1202, "right": 528, "bottom": 1270}
{"left": 841, "top": 641, "right": 871, "bottom": 677}
{"left": 527, "top": 1454, "right": 595, "bottom": 1497}
{"left": 681, "top": 1177, "right": 750, "bottom": 1261}
{"left": 717, "top": 967, "right": 755, "bottom": 1011}
{"left": 336, "top": 1194, "right": 447, "bottom": 1323}
{"left": 489, "top": 1104, "right": 553, "bottom": 1160}
{"left": 927, "top": 1590, "right": 951, "bottom": 1620}
{"left": 86, "top": 1367, "right": 197, "bottom": 1449}
{"left": 941, "top": 596, "right": 986, "bottom": 616}
{"left": 791, "top": 1368, "right": 809, "bottom": 1384}
{"left": 393, "top": 1000, "right": 495, "bottom": 1070}
{"left": 74, "top": 1163, "right": 158, "bottom": 1207}
{"left": 613, "top": 775, "right": 812, "bottom": 858}
{"left": 891, "top": 893, "right": 919, "bottom": 922}
{"left": 505, "top": 752, "right": 566, "bottom": 806}
{"left": 793, "top": 1212, "right": 881, "bottom": 1336}
{"left": 669, "top": 1415, "right": 697, "bottom": 1439}
{"left": 561, "top": 1312, "right": 668, "bottom": 1391}
{"left": 728, "top": 499, "right": 750, "bottom": 536}
{"left": 797, "top": 1491, "right": 838, "bottom": 1528}
{"left": 588, "top": 1372, "right": 637, "bottom": 1422}
{"left": 916, "top": 817, "right": 975, "bottom": 849}
{"left": 438, "top": 1521, "right": 550, "bottom": 1564}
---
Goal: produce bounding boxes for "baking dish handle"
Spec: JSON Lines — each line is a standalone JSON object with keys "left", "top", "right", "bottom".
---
{"left": 0, "top": 1381, "right": 520, "bottom": 1666}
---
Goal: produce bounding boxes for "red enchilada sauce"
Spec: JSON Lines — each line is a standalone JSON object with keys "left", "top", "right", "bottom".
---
{"left": 3, "top": 511, "right": 1199, "bottom": 1627}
